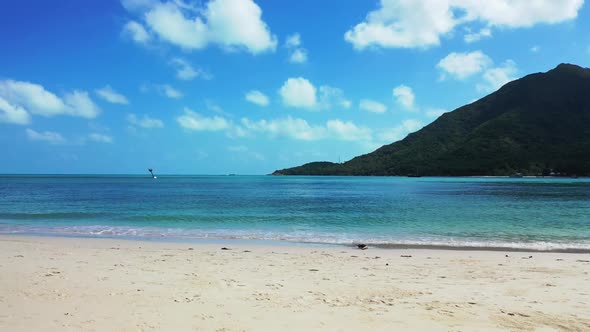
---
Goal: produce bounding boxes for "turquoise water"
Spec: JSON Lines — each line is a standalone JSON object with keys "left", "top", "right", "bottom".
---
{"left": 1, "top": 175, "right": 589, "bottom": 251}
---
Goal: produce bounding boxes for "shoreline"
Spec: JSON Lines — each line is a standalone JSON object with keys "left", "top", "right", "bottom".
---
{"left": 2, "top": 232, "right": 590, "bottom": 254}
{"left": 1, "top": 235, "right": 589, "bottom": 331}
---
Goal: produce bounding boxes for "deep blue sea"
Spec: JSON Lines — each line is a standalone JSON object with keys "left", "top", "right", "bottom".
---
{"left": 1, "top": 175, "right": 589, "bottom": 251}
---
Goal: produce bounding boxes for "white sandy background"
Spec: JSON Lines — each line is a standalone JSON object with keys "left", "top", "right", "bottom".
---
{"left": 1, "top": 235, "right": 589, "bottom": 331}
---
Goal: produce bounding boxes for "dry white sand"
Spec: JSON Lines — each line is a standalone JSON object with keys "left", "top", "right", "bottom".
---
{"left": 1, "top": 235, "right": 589, "bottom": 331}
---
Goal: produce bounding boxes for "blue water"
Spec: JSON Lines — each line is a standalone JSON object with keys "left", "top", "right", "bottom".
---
{"left": 1, "top": 175, "right": 589, "bottom": 251}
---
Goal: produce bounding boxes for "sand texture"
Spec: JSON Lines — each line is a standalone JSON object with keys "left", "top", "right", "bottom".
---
{"left": 1, "top": 235, "right": 589, "bottom": 331}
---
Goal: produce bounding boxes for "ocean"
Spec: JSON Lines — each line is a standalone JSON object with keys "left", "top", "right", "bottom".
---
{"left": 1, "top": 175, "right": 589, "bottom": 252}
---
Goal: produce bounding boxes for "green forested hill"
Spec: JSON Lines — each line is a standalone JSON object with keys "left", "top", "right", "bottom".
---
{"left": 273, "top": 64, "right": 590, "bottom": 176}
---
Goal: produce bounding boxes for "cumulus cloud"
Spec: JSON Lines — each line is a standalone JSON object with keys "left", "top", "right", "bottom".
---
{"left": 344, "top": 0, "right": 583, "bottom": 50}
{"left": 284, "top": 33, "right": 301, "bottom": 48}
{"left": 289, "top": 49, "right": 308, "bottom": 64}
{"left": 126, "top": 0, "right": 277, "bottom": 54}
{"left": 95, "top": 85, "right": 129, "bottom": 104}
{"left": 161, "top": 85, "right": 182, "bottom": 98}
{"left": 279, "top": 77, "right": 317, "bottom": 109}
{"left": 359, "top": 99, "right": 387, "bottom": 113}
{"left": 0, "top": 80, "right": 101, "bottom": 119}
{"left": 392, "top": 85, "right": 415, "bottom": 110}
{"left": 326, "top": 119, "right": 372, "bottom": 141}
{"left": 0, "top": 96, "right": 31, "bottom": 125}
{"left": 279, "top": 78, "right": 349, "bottom": 111}
{"left": 169, "top": 58, "right": 207, "bottom": 80}
{"left": 174, "top": 109, "right": 376, "bottom": 145}
{"left": 464, "top": 28, "right": 492, "bottom": 43}
{"left": 241, "top": 116, "right": 324, "bottom": 140}
{"left": 241, "top": 116, "right": 371, "bottom": 142}
{"left": 284, "top": 33, "right": 308, "bottom": 63}
{"left": 477, "top": 60, "right": 519, "bottom": 92}
{"left": 144, "top": 84, "right": 183, "bottom": 99}
{"left": 127, "top": 113, "right": 164, "bottom": 128}
{"left": 177, "top": 108, "right": 230, "bottom": 131}
{"left": 26, "top": 128, "right": 66, "bottom": 144}
{"left": 437, "top": 52, "right": 519, "bottom": 93}
{"left": 318, "top": 86, "right": 351, "bottom": 110}
{"left": 88, "top": 133, "right": 114, "bottom": 143}
{"left": 437, "top": 50, "right": 492, "bottom": 80}
{"left": 63, "top": 91, "right": 102, "bottom": 118}
{"left": 245, "top": 90, "right": 269, "bottom": 106}
{"left": 122, "top": 20, "right": 151, "bottom": 44}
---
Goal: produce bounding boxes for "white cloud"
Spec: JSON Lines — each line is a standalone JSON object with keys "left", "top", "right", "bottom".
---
{"left": 326, "top": 119, "right": 372, "bottom": 141}
{"left": 0, "top": 80, "right": 101, "bottom": 119}
{"left": 289, "top": 48, "right": 308, "bottom": 64}
{"left": 177, "top": 108, "right": 230, "bottom": 131}
{"left": 95, "top": 85, "right": 129, "bottom": 104}
{"left": 174, "top": 109, "right": 375, "bottom": 145}
{"left": 392, "top": 85, "right": 415, "bottom": 110}
{"left": 477, "top": 60, "right": 518, "bottom": 92}
{"left": 284, "top": 33, "right": 308, "bottom": 63}
{"left": 136, "top": 0, "right": 276, "bottom": 54}
{"left": 0, "top": 80, "right": 65, "bottom": 116}
{"left": 88, "top": 133, "right": 114, "bottom": 143}
{"left": 359, "top": 99, "right": 387, "bottom": 113}
{"left": 144, "top": 2, "right": 208, "bottom": 49}
{"left": 169, "top": 58, "right": 204, "bottom": 80}
{"left": 344, "top": 0, "right": 583, "bottom": 50}
{"left": 318, "top": 86, "right": 350, "bottom": 110}
{"left": 530, "top": 45, "right": 541, "bottom": 53}
{"left": 26, "top": 128, "right": 65, "bottom": 144}
{"left": 204, "top": 100, "right": 226, "bottom": 115}
{"left": 284, "top": 33, "right": 301, "bottom": 48}
{"left": 241, "top": 116, "right": 324, "bottom": 141}
{"left": 378, "top": 119, "right": 424, "bottom": 142}
{"left": 279, "top": 78, "right": 349, "bottom": 111}
{"left": 240, "top": 116, "right": 373, "bottom": 143}
{"left": 340, "top": 100, "right": 352, "bottom": 109}
{"left": 437, "top": 51, "right": 492, "bottom": 80}
{"left": 457, "top": 0, "right": 584, "bottom": 27}
{"left": 122, "top": 20, "right": 151, "bottom": 44}
{"left": 157, "top": 84, "right": 183, "bottom": 99}
{"left": 344, "top": 0, "right": 456, "bottom": 49}
{"left": 0, "top": 96, "right": 31, "bottom": 125}
{"left": 63, "top": 91, "right": 102, "bottom": 118}
{"left": 245, "top": 90, "right": 269, "bottom": 106}
{"left": 140, "top": 83, "right": 182, "bottom": 98}
{"left": 279, "top": 77, "right": 317, "bottom": 109}
{"left": 464, "top": 27, "right": 492, "bottom": 43}
{"left": 425, "top": 108, "right": 447, "bottom": 118}
{"left": 127, "top": 113, "right": 164, "bottom": 128}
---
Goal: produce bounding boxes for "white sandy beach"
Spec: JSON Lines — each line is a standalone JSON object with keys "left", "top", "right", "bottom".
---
{"left": 1, "top": 235, "right": 589, "bottom": 331}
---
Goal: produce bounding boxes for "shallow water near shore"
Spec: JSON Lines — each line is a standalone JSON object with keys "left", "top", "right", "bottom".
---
{"left": 1, "top": 175, "right": 589, "bottom": 251}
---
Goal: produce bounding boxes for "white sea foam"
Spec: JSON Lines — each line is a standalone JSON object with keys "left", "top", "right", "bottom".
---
{"left": 1, "top": 224, "right": 589, "bottom": 252}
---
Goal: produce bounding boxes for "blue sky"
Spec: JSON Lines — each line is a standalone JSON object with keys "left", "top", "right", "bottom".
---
{"left": 1, "top": 0, "right": 589, "bottom": 174}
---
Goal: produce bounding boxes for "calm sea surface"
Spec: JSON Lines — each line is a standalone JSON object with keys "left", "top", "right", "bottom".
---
{"left": 1, "top": 175, "right": 589, "bottom": 251}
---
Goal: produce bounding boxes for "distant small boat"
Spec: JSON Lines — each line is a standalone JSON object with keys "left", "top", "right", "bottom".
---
{"left": 509, "top": 172, "right": 523, "bottom": 178}
{"left": 148, "top": 168, "right": 157, "bottom": 179}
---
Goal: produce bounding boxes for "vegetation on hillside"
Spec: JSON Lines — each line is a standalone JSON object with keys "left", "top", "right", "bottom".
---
{"left": 273, "top": 64, "right": 590, "bottom": 176}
